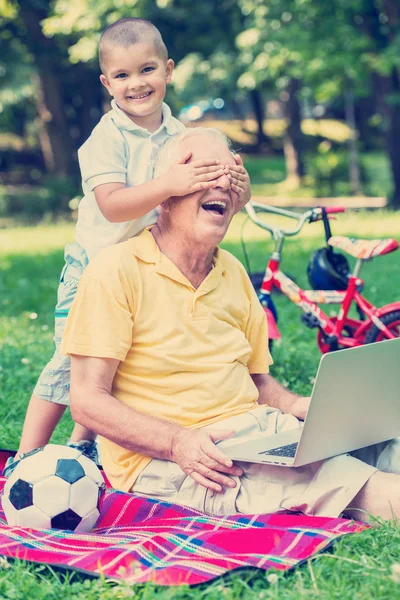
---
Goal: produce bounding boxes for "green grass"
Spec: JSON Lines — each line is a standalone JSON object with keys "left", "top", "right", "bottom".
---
{"left": 1, "top": 212, "right": 400, "bottom": 598}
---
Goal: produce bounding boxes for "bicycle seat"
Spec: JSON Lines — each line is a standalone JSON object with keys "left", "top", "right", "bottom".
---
{"left": 328, "top": 236, "right": 399, "bottom": 259}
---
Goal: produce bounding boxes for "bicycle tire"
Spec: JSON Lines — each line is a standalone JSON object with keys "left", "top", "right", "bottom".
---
{"left": 364, "top": 310, "right": 400, "bottom": 344}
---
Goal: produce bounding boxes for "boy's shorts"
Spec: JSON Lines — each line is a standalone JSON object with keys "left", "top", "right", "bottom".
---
{"left": 34, "top": 242, "right": 88, "bottom": 406}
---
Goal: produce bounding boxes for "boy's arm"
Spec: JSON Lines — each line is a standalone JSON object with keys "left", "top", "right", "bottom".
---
{"left": 95, "top": 154, "right": 225, "bottom": 223}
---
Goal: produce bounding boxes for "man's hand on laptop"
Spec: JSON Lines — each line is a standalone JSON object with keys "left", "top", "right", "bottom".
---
{"left": 170, "top": 428, "right": 244, "bottom": 493}
{"left": 290, "top": 396, "right": 311, "bottom": 421}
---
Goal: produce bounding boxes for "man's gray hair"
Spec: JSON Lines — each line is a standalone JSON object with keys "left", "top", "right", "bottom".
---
{"left": 154, "top": 127, "right": 232, "bottom": 178}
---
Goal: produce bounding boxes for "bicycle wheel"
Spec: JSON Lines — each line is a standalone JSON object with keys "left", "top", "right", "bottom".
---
{"left": 364, "top": 310, "right": 400, "bottom": 344}
{"left": 317, "top": 317, "right": 363, "bottom": 353}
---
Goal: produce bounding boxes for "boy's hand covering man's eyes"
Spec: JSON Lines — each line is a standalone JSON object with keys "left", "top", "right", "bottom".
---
{"left": 225, "top": 154, "right": 251, "bottom": 208}
{"left": 164, "top": 151, "right": 224, "bottom": 197}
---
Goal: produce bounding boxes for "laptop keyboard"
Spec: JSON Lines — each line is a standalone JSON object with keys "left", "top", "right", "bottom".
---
{"left": 258, "top": 442, "right": 298, "bottom": 458}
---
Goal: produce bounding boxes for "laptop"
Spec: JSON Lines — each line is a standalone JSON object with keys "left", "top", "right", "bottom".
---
{"left": 220, "top": 338, "right": 400, "bottom": 467}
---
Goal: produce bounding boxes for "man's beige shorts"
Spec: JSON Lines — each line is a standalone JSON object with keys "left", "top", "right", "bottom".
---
{"left": 132, "top": 405, "right": 400, "bottom": 517}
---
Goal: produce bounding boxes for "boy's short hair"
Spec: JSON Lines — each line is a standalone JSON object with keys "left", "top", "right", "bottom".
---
{"left": 99, "top": 18, "right": 168, "bottom": 73}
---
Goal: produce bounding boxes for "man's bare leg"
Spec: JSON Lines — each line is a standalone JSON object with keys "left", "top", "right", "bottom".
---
{"left": 16, "top": 393, "right": 66, "bottom": 459}
{"left": 346, "top": 471, "right": 400, "bottom": 522}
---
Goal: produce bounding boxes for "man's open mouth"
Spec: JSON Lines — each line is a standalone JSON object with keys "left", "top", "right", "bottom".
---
{"left": 127, "top": 91, "right": 152, "bottom": 100}
{"left": 201, "top": 200, "right": 227, "bottom": 217}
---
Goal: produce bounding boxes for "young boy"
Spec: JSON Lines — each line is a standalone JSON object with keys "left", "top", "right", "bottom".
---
{"left": 5, "top": 18, "right": 250, "bottom": 476}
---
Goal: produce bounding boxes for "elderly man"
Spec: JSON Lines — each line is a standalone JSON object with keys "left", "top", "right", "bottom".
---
{"left": 62, "top": 128, "right": 400, "bottom": 522}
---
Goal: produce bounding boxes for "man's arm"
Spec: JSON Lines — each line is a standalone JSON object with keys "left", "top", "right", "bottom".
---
{"left": 70, "top": 355, "right": 242, "bottom": 492}
{"left": 251, "top": 373, "right": 310, "bottom": 421}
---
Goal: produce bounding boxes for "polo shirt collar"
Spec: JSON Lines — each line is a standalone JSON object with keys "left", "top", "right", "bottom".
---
{"left": 159, "top": 103, "right": 177, "bottom": 135}
{"left": 132, "top": 229, "right": 226, "bottom": 291}
{"left": 110, "top": 100, "right": 176, "bottom": 136}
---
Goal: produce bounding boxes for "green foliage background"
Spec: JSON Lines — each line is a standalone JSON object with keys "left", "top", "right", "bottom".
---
{"left": 2, "top": 0, "right": 400, "bottom": 209}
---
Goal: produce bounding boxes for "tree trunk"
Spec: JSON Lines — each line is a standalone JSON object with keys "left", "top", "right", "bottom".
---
{"left": 73, "top": 64, "right": 104, "bottom": 147}
{"left": 344, "top": 85, "right": 362, "bottom": 196}
{"left": 249, "top": 88, "right": 272, "bottom": 150}
{"left": 386, "top": 104, "right": 400, "bottom": 209}
{"left": 33, "top": 74, "right": 55, "bottom": 173}
{"left": 282, "top": 77, "right": 306, "bottom": 188}
{"left": 353, "top": 0, "right": 400, "bottom": 208}
{"left": 373, "top": 69, "right": 400, "bottom": 208}
{"left": 379, "top": 1, "right": 400, "bottom": 207}
{"left": 18, "top": 2, "right": 77, "bottom": 179}
{"left": 355, "top": 94, "right": 378, "bottom": 151}
{"left": 231, "top": 97, "right": 246, "bottom": 121}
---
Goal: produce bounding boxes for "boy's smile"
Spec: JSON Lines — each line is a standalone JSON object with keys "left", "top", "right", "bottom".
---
{"left": 100, "top": 43, "right": 174, "bottom": 132}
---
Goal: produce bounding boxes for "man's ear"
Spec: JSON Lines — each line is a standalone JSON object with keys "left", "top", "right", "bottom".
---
{"left": 166, "top": 59, "right": 174, "bottom": 84}
{"left": 100, "top": 74, "right": 113, "bottom": 96}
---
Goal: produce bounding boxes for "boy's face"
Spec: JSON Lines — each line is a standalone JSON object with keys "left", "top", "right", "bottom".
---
{"left": 100, "top": 43, "right": 174, "bottom": 131}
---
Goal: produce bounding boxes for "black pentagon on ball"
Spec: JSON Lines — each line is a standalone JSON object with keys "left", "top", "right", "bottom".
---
{"left": 9, "top": 479, "right": 33, "bottom": 510}
{"left": 51, "top": 508, "right": 82, "bottom": 531}
{"left": 55, "top": 458, "right": 85, "bottom": 484}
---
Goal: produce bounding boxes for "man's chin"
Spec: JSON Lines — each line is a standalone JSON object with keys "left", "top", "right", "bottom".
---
{"left": 198, "top": 217, "right": 231, "bottom": 244}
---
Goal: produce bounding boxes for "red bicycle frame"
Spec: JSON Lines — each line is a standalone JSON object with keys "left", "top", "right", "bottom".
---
{"left": 245, "top": 203, "right": 400, "bottom": 353}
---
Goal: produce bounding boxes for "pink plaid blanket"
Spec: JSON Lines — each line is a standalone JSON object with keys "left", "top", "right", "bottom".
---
{"left": 0, "top": 451, "right": 366, "bottom": 585}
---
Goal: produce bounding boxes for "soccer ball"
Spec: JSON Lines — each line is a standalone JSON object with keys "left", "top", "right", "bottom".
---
{"left": 2, "top": 444, "right": 106, "bottom": 532}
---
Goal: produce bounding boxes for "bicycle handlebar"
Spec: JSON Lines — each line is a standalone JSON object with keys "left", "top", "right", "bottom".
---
{"left": 244, "top": 202, "right": 346, "bottom": 238}
{"left": 325, "top": 206, "right": 346, "bottom": 214}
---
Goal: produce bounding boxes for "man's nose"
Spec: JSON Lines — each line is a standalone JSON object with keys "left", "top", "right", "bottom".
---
{"left": 214, "top": 173, "right": 231, "bottom": 191}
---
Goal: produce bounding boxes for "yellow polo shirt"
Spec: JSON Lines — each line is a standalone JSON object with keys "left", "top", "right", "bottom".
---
{"left": 61, "top": 229, "right": 272, "bottom": 491}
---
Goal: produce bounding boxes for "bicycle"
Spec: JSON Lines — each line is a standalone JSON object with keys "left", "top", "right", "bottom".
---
{"left": 243, "top": 202, "right": 400, "bottom": 352}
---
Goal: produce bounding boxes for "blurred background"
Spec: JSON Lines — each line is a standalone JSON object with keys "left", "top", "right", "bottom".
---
{"left": 1, "top": 0, "right": 400, "bottom": 222}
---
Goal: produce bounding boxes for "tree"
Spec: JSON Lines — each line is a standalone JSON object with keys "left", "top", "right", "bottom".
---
{"left": 283, "top": 78, "right": 306, "bottom": 187}
{"left": 45, "top": 0, "right": 277, "bottom": 152}
{"left": 1, "top": 1, "right": 80, "bottom": 179}
{"left": 0, "top": 0, "right": 39, "bottom": 176}
{"left": 306, "top": 0, "right": 400, "bottom": 207}
{"left": 352, "top": 0, "right": 400, "bottom": 207}
{"left": 3, "top": 0, "right": 400, "bottom": 207}
{"left": 235, "top": 0, "right": 400, "bottom": 205}
{"left": 235, "top": 1, "right": 311, "bottom": 184}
